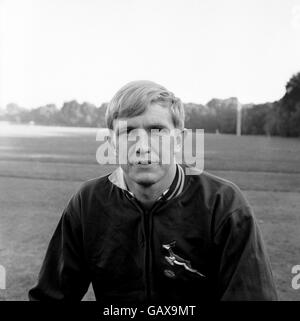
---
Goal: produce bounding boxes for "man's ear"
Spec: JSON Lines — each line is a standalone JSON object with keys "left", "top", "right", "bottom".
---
{"left": 174, "top": 128, "right": 187, "bottom": 152}
{"left": 109, "top": 131, "right": 117, "bottom": 155}
{"left": 99, "top": 129, "right": 117, "bottom": 156}
{"left": 181, "top": 128, "right": 188, "bottom": 140}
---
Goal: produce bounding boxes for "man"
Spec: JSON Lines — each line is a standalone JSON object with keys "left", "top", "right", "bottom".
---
{"left": 29, "top": 80, "right": 278, "bottom": 301}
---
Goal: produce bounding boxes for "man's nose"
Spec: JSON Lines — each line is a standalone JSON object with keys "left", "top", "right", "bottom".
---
{"left": 135, "top": 130, "right": 150, "bottom": 155}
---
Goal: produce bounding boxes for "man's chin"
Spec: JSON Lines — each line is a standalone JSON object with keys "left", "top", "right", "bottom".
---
{"left": 130, "top": 172, "right": 159, "bottom": 186}
{"left": 136, "top": 175, "right": 157, "bottom": 184}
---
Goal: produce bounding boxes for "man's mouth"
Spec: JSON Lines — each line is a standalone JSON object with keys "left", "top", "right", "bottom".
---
{"left": 132, "top": 160, "right": 158, "bottom": 165}
{"left": 136, "top": 160, "right": 153, "bottom": 165}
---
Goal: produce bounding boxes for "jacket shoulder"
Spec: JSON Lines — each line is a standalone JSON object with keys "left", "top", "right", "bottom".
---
{"left": 188, "top": 170, "right": 253, "bottom": 231}
{"left": 79, "top": 172, "right": 111, "bottom": 193}
{"left": 65, "top": 171, "right": 114, "bottom": 219}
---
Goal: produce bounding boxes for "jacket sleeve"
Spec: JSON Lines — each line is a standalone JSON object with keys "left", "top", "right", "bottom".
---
{"left": 213, "top": 206, "right": 278, "bottom": 301}
{"left": 28, "top": 193, "right": 90, "bottom": 301}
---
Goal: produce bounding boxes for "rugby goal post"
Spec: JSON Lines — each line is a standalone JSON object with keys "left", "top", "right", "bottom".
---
{"left": 0, "top": 265, "right": 5, "bottom": 290}
{"left": 236, "top": 99, "right": 242, "bottom": 136}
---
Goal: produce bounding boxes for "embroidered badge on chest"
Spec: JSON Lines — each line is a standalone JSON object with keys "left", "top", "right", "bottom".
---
{"left": 162, "top": 241, "right": 206, "bottom": 278}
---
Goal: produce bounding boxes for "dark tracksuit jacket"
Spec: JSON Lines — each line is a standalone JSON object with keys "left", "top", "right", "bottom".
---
{"left": 28, "top": 164, "right": 278, "bottom": 302}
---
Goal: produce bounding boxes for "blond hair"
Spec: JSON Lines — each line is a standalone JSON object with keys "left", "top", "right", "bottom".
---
{"left": 105, "top": 80, "right": 185, "bottom": 130}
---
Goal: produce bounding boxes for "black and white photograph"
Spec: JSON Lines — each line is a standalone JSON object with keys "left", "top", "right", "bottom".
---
{"left": 0, "top": 0, "right": 300, "bottom": 311}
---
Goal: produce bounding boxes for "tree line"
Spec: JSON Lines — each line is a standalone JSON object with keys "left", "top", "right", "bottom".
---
{"left": 1, "top": 72, "right": 300, "bottom": 137}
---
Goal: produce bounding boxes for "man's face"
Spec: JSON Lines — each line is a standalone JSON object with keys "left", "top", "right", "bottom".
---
{"left": 112, "top": 103, "right": 182, "bottom": 186}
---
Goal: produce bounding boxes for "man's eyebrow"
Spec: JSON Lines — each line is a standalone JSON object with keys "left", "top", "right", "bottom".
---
{"left": 146, "top": 124, "right": 168, "bottom": 130}
{"left": 117, "top": 124, "right": 168, "bottom": 134}
{"left": 117, "top": 126, "right": 136, "bottom": 134}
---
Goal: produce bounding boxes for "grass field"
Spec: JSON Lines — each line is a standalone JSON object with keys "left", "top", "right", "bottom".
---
{"left": 0, "top": 124, "right": 299, "bottom": 301}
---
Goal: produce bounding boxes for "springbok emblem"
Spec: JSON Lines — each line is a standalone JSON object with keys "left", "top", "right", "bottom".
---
{"left": 162, "top": 241, "right": 206, "bottom": 278}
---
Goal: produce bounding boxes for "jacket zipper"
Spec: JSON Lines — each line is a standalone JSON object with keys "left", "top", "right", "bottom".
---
{"left": 128, "top": 198, "right": 151, "bottom": 301}
{"left": 143, "top": 201, "right": 162, "bottom": 301}
{"left": 143, "top": 208, "right": 151, "bottom": 301}
{"left": 129, "top": 197, "right": 162, "bottom": 302}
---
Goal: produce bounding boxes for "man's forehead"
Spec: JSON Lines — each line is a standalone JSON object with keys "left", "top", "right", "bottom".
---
{"left": 114, "top": 118, "right": 170, "bottom": 129}
{"left": 113, "top": 106, "right": 173, "bottom": 131}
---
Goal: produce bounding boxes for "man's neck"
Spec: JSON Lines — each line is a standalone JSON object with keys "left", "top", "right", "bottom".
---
{"left": 124, "top": 164, "right": 177, "bottom": 207}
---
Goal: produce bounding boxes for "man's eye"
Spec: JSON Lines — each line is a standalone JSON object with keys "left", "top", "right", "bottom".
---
{"left": 119, "top": 128, "right": 133, "bottom": 135}
{"left": 152, "top": 128, "right": 169, "bottom": 134}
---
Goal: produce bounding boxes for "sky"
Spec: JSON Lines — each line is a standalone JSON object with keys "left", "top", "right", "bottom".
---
{"left": 0, "top": 0, "right": 300, "bottom": 109}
